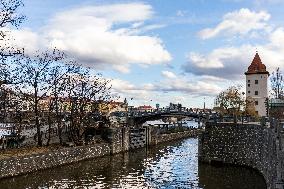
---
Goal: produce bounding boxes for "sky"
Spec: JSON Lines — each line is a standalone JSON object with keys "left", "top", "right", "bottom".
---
{"left": 10, "top": 0, "right": 284, "bottom": 108}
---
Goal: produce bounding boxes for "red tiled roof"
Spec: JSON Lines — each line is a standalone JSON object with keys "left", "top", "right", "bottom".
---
{"left": 138, "top": 105, "right": 153, "bottom": 109}
{"left": 245, "top": 52, "right": 269, "bottom": 75}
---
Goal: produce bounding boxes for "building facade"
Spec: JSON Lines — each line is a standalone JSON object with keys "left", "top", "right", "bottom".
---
{"left": 245, "top": 52, "right": 269, "bottom": 117}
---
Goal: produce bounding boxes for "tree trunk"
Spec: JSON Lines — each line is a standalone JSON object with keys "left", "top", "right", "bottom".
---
{"left": 54, "top": 87, "right": 63, "bottom": 144}
{"left": 35, "top": 105, "right": 42, "bottom": 146}
{"left": 46, "top": 114, "right": 52, "bottom": 146}
{"left": 34, "top": 84, "right": 42, "bottom": 146}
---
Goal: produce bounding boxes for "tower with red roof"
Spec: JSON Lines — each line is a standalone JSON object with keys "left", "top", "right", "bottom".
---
{"left": 245, "top": 52, "right": 269, "bottom": 116}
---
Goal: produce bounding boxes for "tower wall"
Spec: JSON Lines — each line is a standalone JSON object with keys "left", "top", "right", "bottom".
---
{"left": 246, "top": 73, "right": 268, "bottom": 117}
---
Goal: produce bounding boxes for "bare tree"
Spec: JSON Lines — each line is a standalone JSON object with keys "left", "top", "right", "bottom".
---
{"left": 65, "top": 70, "right": 112, "bottom": 144}
{"left": 0, "top": 0, "right": 25, "bottom": 59}
{"left": 270, "top": 67, "right": 284, "bottom": 99}
{"left": 0, "top": 0, "right": 25, "bottom": 28}
{"left": 16, "top": 49, "right": 66, "bottom": 146}
{"left": 0, "top": 0, "right": 25, "bottom": 123}
{"left": 47, "top": 62, "right": 80, "bottom": 145}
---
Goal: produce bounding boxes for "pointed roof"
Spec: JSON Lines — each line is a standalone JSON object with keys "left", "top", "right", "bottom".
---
{"left": 245, "top": 52, "right": 269, "bottom": 75}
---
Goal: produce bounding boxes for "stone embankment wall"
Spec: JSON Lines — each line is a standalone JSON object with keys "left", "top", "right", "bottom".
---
{"left": 127, "top": 127, "right": 200, "bottom": 149}
{"left": 0, "top": 127, "right": 198, "bottom": 179}
{"left": 150, "top": 129, "right": 199, "bottom": 145}
{"left": 129, "top": 128, "right": 146, "bottom": 149}
{"left": 199, "top": 121, "right": 284, "bottom": 189}
{"left": 276, "top": 121, "right": 284, "bottom": 189}
{"left": 0, "top": 143, "right": 110, "bottom": 179}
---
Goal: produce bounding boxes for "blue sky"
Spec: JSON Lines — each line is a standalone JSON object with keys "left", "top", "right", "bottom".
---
{"left": 12, "top": 0, "right": 284, "bottom": 108}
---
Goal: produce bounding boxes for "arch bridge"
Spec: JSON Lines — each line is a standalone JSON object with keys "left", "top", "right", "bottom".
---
{"left": 127, "top": 110, "right": 211, "bottom": 126}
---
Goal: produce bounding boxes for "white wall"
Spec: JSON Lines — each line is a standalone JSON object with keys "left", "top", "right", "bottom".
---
{"left": 246, "top": 73, "right": 268, "bottom": 117}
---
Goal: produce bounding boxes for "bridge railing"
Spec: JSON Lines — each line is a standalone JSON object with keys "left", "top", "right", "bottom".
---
{"left": 127, "top": 110, "right": 198, "bottom": 118}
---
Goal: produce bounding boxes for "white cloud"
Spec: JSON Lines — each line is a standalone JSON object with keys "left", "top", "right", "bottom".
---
{"left": 54, "top": 3, "right": 154, "bottom": 24}
{"left": 184, "top": 27, "right": 284, "bottom": 79}
{"left": 111, "top": 73, "right": 222, "bottom": 102}
{"left": 187, "top": 52, "right": 224, "bottom": 69}
{"left": 198, "top": 8, "right": 271, "bottom": 39}
{"left": 157, "top": 77, "right": 222, "bottom": 96}
{"left": 268, "top": 27, "right": 284, "bottom": 51}
{"left": 10, "top": 2, "right": 172, "bottom": 73}
{"left": 253, "top": 0, "right": 284, "bottom": 4}
{"left": 184, "top": 46, "right": 252, "bottom": 79}
{"left": 185, "top": 8, "right": 284, "bottom": 80}
{"left": 176, "top": 10, "right": 187, "bottom": 17}
{"left": 161, "top": 71, "right": 177, "bottom": 79}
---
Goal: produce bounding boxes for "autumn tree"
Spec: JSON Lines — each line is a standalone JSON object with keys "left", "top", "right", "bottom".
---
{"left": 244, "top": 96, "right": 258, "bottom": 117}
{"left": 270, "top": 67, "right": 284, "bottom": 99}
{"left": 214, "top": 86, "right": 246, "bottom": 122}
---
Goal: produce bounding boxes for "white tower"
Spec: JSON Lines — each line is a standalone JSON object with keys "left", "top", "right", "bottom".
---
{"left": 245, "top": 52, "right": 269, "bottom": 117}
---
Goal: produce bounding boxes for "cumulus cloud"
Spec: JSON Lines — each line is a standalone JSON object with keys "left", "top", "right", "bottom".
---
{"left": 198, "top": 8, "right": 271, "bottom": 39}
{"left": 184, "top": 27, "right": 284, "bottom": 79}
{"left": 161, "top": 70, "right": 177, "bottom": 79}
{"left": 156, "top": 77, "right": 222, "bottom": 96}
{"left": 111, "top": 72, "right": 222, "bottom": 103}
{"left": 184, "top": 8, "right": 284, "bottom": 80}
{"left": 10, "top": 28, "right": 43, "bottom": 54}
{"left": 10, "top": 2, "right": 171, "bottom": 73}
{"left": 184, "top": 46, "right": 252, "bottom": 79}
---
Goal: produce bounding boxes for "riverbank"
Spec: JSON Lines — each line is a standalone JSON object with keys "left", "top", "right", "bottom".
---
{"left": 0, "top": 138, "right": 266, "bottom": 189}
{"left": 0, "top": 144, "right": 70, "bottom": 160}
{"left": 0, "top": 128, "right": 199, "bottom": 179}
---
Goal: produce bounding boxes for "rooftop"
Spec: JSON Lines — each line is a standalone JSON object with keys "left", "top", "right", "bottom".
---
{"left": 245, "top": 52, "right": 269, "bottom": 75}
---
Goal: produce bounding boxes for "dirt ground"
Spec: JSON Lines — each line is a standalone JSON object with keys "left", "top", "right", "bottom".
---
{"left": 0, "top": 145, "right": 62, "bottom": 160}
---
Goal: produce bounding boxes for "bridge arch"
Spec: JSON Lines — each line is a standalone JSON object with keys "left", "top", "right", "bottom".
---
{"left": 129, "top": 111, "right": 204, "bottom": 126}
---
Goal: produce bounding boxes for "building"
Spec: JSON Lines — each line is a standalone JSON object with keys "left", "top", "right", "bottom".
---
{"left": 109, "top": 111, "right": 128, "bottom": 127}
{"left": 166, "top": 103, "right": 187, "bottom": 111}
{"left": 269, "top": 98, "right": 284, "bottom": 119}
{"left": 137, "top": 105, "right": 154, "bottom": 112}
{"left": 245, "top": 52, "right": 269, "bottom": 117}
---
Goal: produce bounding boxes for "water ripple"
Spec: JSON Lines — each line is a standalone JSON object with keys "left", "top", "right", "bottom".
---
{"left": 0, "top": 138, "right": 266, "bottom": 189}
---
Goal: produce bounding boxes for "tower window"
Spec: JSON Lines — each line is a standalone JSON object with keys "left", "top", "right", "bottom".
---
{"left": 255, "top": 80, "right": 258, "bottom": 84}
{"left": 248, "top": 84, "right": 250, "bottom": 87}
{"left": 248, "top": 80, "right": 250, "bottom": 83}
{"left": 248, "top": 91, "right": 250, "bottom": 94}
{"left": 255, "top": 101, "right": 258, "bottom": 106}
{"left": 255, "top": 91, "right": 258, "bottom": 95}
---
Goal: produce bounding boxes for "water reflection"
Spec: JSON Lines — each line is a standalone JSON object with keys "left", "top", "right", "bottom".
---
{"left": 198, "top": 163, "right": 266, "bottom": 189}
{"left": 0, "top": 138, "right": 266, "bottom": 189}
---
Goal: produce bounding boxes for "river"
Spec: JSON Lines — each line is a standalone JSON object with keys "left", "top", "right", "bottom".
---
{"left": 0, "top": 138, "right": 266, "bottom": 189}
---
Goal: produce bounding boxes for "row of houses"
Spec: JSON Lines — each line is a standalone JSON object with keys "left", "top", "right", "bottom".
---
{"left": 1, "top": 86, "right": 211, "bottom": 116}
{"left": 0, "top": 87, "right": 128, "bottom": 115}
